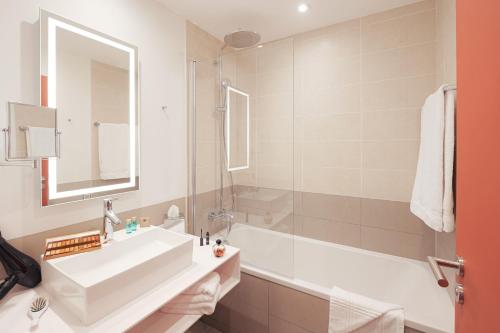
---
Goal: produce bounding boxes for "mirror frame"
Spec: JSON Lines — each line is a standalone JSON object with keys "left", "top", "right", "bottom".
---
{"left": 225, "top": 85, "right": 250, "bottom": 172}
{"left": 40, "top": 9, "right": 140, "bottom": 206}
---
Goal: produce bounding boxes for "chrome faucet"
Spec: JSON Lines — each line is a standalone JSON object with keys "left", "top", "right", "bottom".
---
{"left": 208, "top": 209, "right": 234, "bottom": 241}
{"left": 103, "top": 198, "right": 122, "bottom": 243}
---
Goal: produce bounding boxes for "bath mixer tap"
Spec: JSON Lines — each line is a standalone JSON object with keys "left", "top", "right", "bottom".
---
{"left": 103, "top": 198, "right": 122, "bottom": 243}
{"left": 208, "top": 209, "right": 234, "bottom": 241}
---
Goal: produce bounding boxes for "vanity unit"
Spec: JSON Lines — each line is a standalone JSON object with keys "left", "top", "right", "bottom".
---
{"left": 1, "top": 227, "right": 240, "bottom": 333}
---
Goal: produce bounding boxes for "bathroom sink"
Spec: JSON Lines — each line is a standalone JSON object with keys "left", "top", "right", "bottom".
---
{"left": 41, "top": 227, "right": 193, "bottom": 324}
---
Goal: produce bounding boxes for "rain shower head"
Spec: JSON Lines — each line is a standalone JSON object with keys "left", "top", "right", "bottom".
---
{"left": 223, "top": 30, "right": 261, "bottom": 49}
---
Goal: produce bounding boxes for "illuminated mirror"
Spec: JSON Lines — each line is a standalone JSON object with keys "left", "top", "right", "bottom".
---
{"left": 40, "top": 10, "right": 139, "bottom": 206}
{"left": 226, "top": 85, "right": 249, "bottom": 171}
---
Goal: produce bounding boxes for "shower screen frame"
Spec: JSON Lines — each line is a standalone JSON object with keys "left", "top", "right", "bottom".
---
{"left": 225, "top": 85, "right": 250, "bottom": 172}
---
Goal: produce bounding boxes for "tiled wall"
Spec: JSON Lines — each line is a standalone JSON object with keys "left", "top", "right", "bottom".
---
{"left": 221, "top": 38, "right": 294, "bottom": 191}
{"left": 202, "top": 272, "right": 424, "bottom": 333}
{"left": 294, "top": 0, "right": 436, "bottom": 202}
{"left": 188, "top": 0, "right": 455, "bottom": 262}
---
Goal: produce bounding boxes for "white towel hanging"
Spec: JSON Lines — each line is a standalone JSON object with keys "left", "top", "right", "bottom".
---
{"left": 410, "top": 85, "right": 456, "bottom": 232}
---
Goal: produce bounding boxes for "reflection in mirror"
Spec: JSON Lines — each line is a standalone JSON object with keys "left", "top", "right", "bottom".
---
{"left": 7, "top": 102, "right": 57, "bottom": 160}
{"left": 226, "top": 86, "right": 250, "bottom": 171}
{"left": 40, "top": 10, "right": 139, "bottom": 206}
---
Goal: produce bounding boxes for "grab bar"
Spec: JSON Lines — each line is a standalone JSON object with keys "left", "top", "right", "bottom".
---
{"left": 427, "top": 256, "right": 464, "bottom": 287}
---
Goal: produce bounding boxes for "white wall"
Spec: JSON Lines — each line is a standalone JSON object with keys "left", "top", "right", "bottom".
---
{"left": 0, "top": 0, "right": 187, "bottom": 239}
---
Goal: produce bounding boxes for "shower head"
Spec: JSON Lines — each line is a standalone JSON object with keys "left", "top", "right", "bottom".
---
{"left": 223, "top": 30, "right": 261, "bottom": 49}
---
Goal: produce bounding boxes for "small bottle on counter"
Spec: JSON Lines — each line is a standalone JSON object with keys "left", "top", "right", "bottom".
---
{"left": 125, "top": 219, "right": 133, "bottom": 234}
{"left": 131, "top": 217, "right": 138, "bottom": 232}
{"left": 212, "top": 239, "right": 225, "bottom": 257}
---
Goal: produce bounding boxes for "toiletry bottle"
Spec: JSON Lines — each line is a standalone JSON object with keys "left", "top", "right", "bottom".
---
{"left": 212, "top": 239, "right": 225, "bottom": 257}
{"left": 200, "top": 229, "right": 204, "bottom": 246}
{"left": 205, "top": 231, "right": 210, "bottom": 245}
{"left": 131, "top": 217, "right": 138, "bottom": 232}
{"left": 126, "top": 219, "right": 132, "bottom": 234}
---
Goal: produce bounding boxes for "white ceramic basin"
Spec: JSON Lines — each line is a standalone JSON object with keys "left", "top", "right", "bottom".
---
{"left": 41, "top": 227, "right": 193, "bottom": 324}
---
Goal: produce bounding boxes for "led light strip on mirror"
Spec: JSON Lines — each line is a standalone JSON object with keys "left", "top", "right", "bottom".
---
{"left": 46, "top": 15, "right": 137, "bottom": 200}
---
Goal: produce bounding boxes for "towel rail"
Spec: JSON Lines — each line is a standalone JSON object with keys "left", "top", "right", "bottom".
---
{"left": 444, "top": 84, "right": 456, "bottom": 92}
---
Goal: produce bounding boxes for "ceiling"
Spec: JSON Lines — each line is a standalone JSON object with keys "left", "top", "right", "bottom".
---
{"left": 159, "top": 0, "right": 423, "bottom": 43}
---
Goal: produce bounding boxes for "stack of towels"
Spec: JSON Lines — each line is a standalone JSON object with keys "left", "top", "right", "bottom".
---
{"left": 161, "top": 272, "right": 222, "bottom": 315}
{"left": 329, "top": 287, "right": 404, "bottom": 333}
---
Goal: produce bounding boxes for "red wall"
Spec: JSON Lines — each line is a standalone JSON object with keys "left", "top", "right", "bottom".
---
{"left": 456, "top": 0, "right": 500, "bottom": 332}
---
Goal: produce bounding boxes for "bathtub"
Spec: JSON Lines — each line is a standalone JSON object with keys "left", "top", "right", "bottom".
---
{"left": 221, "top": 223, "right": 454, "bottom": 333}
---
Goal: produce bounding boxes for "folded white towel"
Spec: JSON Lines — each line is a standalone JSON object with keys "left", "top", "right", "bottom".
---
{"left": 329, "top": 287, "right": 404, "bottom": 333}
{"left": 98, "top": 123, "right": 130, "bottom": 180}
{"left": 410, "top": 85, "right": 456, "bottom": 232}
{"left": 168, "top": 288, "right": 219, "bottom": 305}
{"left": 182, "top": 272, "right": 221, "bottom": 296}
{"left": 26, "top": 126, "right": 56, "bottom": 157}
{"left": 161, "top": 284, "right": 221, "bottom": 315}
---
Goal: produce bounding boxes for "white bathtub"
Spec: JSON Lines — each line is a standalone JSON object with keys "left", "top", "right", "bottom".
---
{"left": 222, "top": 223, "right": 454, "bottom": 333}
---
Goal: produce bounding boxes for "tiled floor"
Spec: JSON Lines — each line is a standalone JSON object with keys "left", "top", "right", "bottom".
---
{"left": 186, "top": 320, "right": 222, "bottom": 333}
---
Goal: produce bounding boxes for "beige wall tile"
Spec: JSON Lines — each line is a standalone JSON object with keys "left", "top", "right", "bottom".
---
{"left": 300, "top": 113, "right": 361, "bottom": 142}
{"left": 362, "top": 140, "right": 419, "bottom": 170}
{"left": 302, "top": 141, "right": 361, "bottom": 169}
{"left": 294, "top": 192, "right": 362, "bottom": 224}
{"left": 256, "top": 115, "right": 293, "bottom": 142}
{"left": 255, "top": 94, "right": 293, "bottom": 118}
{"left": 269, "top": 282, "right": 329, "bottom": 333}
{"left": 298, "top": 55, "right": 360, "bottom": 90}
{"left": 220, "top": 273, "right": 269, "bottom": 311}
{"left": 362, "top": 10, "right": 435, "bottom": 53}
{"left": 404, "top": 328, "right": 425, "bottom": 333}
{"left": 361, "top": 0, "right": 435, "bottom": 25}
{"left": 362, "top": 169, "right": 415, "bottom": 202}
{"left": 256, "top": 165, "right": 293, "bottom": 190}
{"left": 302, "top": 166, "right": 361, "bottom": 197}
{"left": 256, "top": 68, "right": 293, "bottom": 97}
{"left": 361, "top": 75, "right": 435, "bottom": 111}
{"left": 256, "top": 141, "right": 293, "bottom": 166}
{"left": 269, "top": 316, "right": 311, "bottom": 333}
{"left": 362, "top": 109, "right": 420, "bottom": 140}
{"left": 295, "top": 19, "right": 360, "bottom": 66}
{"left": 360, "top": 198, "right": 428, "bottom": 235}
{"left": 296, "top": 84, "right": 361, "bottom": 116}
{"left": 298, "top": 215, "right": 361, "bottom": 247}
{"left": 257, "top": 38, "right": 294, "bottom": 73}
{"left": 235, "top": 50, "right": 257, "bottom": 77}
{"left": 361, "top": 225, "right": 435, "bottom": 260}
{"left": 235, "top": 74, "right": 257, "bottom": 98}
{"left": 362, "top": 43, "right": 435, "bottom": 82}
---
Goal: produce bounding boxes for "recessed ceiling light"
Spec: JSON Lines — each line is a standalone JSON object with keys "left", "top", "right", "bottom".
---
{"left": 257, "top": 45, "right": 263, "bottom": 48}
{"left": 297, "top": 3, "right": 310, "bottom": 13}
